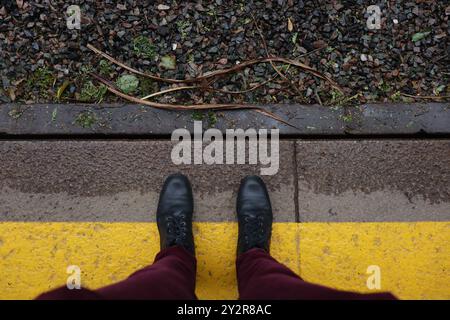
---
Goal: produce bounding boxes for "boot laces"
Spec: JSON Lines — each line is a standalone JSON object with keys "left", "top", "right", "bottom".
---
{"left": 243, "top": 215, "right": 266, "bottom": 245}
{"left": 166, "top": 214, "right": 188, "bottom": 244}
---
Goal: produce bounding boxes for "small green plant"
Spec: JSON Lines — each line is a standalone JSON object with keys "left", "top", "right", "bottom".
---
{"left": 390, "top": 91, "right": 401, "bottom": 102}
{"left": 133, "top": 36, "right": 156, "bottom": 59}
{"left": 116, "top": 74, "right": 139, "bottom": 94}
{"left": 330, "top": 89, "right": 345, "bottom": 105}
{"left": 99, "top": 59, "right": 113, "bottom": 76}
{"left": 191, "top": 111, "right": 204, "bottom": 121}
{"left": 25, "top": 67, "right": 54, "bottom": 98}
{"left": 51, "top": 108, "right": 58, "bottom": 122}
{"left": 377, "top": 80, "right": 392, "bottom": 94}
{"left": 291, "top": 32, "right": 298, "bottom": 44}
{"left": 176, "top": 20, "right": 191, "bottom": 40}
{"left": 80, "top": 81, "right": 107, "bottom": 102}
{"left": 207, "top": 111, "right": 217, "bottom": 127}
{"left": 190, "top": 111, "right": 218, "bottom": 127}
{"left": 8, "top": 108, "right": 24, "bottom": 119}
{"left": 32, "top": 67, "right": 54, "bottom": 89}
{"left": 433, "top": 84, "right": 446, "bottom": 96}
{"left": 139, "top": 77, "right": 158, "bottom": 96}
{"left": 79, "top": 64, "right": 94, "bottom": 74}
{"left": 341, "top": 114, "right": 353, "bottom": 123}
{"left": 75, "top": 111, "right": 97, "bottom": 128}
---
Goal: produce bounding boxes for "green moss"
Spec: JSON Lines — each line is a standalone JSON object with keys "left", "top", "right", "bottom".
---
{"left": 30, "top": 67, "right": 54, "bottom": 89}
{"left": 207, "top": 111, "right": 217, "bottom": 127}
{"left": 132, "top": 36, "right": 156, "bottom": 59}
{"left": 390, "top": 91, "right": 401, "bottom": 102}
{"left": 99, "top": 59, "right": 113, "bottom": 76}
{"left": 139, "top": 77, "right": 158, "bottom": 96}
{"left": 8, "top": 108, "right": 24, "bottom": 119}
{"left": 75, "top": 111, "right": 97, "bottom": 128}
{"left": 190, "top": 111, "right": 218, "bottom": 127}
{"left": 330, "top": 89, "right": 345, "bottom": 105}
{"left": 25, "top": 67, "right": 55, "bottom": 98}
{"left": 80, "top": 81, "right": 107, "bottom": 103}
{"left": 176, "top": 20, "right": 191, "bottom": 40}
{"left": 116, "top": 74, "right": 139, "bottom": 94}
{"left": 191, "top": 110, "right": 204, "bottom": 121}
{"left": 291, "top": 32, "right": 298, "bottom": 44}
{"left": 377, "top": 80, "right": 392, "bottom": 94}
{"left": 341, "top": 114, "right": 353, "bottom": 123}
{"left": 51, "top": 108, "right": 58, "bottom": 122}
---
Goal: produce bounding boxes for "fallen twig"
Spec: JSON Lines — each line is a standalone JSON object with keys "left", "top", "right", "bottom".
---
{"left": 211, "top": 73, "right": 280, "bottom": 95}
{"left": 87, "top": 43, "right": 342, "bottom": 92}
{"left": 251, "top": 14, "right": 292, "bottom": 87}
{"left": 90, "top": 72, "right": 299, "bottom": 129}
{"left": 400, "top": 92, "right": 450, "bottom": 100}
{"left": 141, "top": 85, "right": 200, "bottom": 100}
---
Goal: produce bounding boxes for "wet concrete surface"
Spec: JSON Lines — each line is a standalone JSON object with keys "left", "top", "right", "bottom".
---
{"left": 296, "top": 140, "right": 450, "bottom": 221}
{"left": 0, "top": 140, "right": 295, "bottom": 222}
{"left": 0, "top": 139, "right": 449, "bottom": 222}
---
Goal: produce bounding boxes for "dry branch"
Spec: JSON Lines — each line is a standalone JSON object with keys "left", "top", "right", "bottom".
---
{"left": 90, "top": 72, "right": 299, "bottom": 129}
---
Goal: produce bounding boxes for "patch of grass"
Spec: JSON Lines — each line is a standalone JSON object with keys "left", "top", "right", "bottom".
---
{"left": 8, "top": 108, "right": 24, "bottom": 120}
{"left": 377, "top": 80, "right": 392, "bottom": 94}
{"left": 30, "top": 67, "right": 54, "bottom": 89}
{"left": 75, "top": 111, "right": 97, "bottom": 128}
{"left": 80, "top": 64, "right": 94, "bottom": 74}
{"left": 51, "top": 108, "right": 58, "bottom": 122}
{"left": 207, "top": 111, "right": 217, "bottom": 127}
{"left": 25, "top": 67, "right": 55, "bottom": 98}
{"left": 79, "top": 81, "right": 107, "bottom": 103}
{"left": 390, "top": 91, "right": 401, "bottom": 102}
{"left": 132, "top": 36, "right": 156, "bottom": 59}
{"left": 190, "top": 111, "right": 218, "bottom": 127}
{"left": 176, "top": 20, "right": 191, "bottom": 40}
{"left": 187, "top": 53, "right": 195, "bottom": 64}
{"left": 291, "top": 32, "right": 298, "bottom": 45}
{"left": 341, "top": 114, "right": 353, "bottom": 123}
{"left": 329, "top": 89, "right": 345, "bottom": 105}
{"left": 191, "top": 110, "right": 204, "bottom": 121}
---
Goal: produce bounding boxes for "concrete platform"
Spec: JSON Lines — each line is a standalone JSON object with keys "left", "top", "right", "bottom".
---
{"left": 0, "top": 139, "right": 449, "bottom": 299}
{"left": 0, "top": 139, "right": 448, "bottom": 222}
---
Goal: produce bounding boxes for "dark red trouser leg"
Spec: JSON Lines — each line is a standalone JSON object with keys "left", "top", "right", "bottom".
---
{"left": 36, "top": 246, "right": 197, "bottom": 300}
{"left": 237, "top": 248, "right": 397, "bottom": 300}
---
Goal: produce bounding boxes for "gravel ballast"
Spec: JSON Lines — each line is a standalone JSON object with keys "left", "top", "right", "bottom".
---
{"left": 0, "top": 1, "right": 449, "bottom": 107}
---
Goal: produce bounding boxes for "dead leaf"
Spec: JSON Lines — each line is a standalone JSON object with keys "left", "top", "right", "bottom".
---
{"left": 287, "top": 17, "right": 294, "bottom": 32}
{"left": 56, "top": 80, "right": 70, "bottom": 100}
{"left": 313, "top": 40, "right": 327, "bottom": 49}
{"left": 8, "top": 88, "right": 16, "bottom": 101}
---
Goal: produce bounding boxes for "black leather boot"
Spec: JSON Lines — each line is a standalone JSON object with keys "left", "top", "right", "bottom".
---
{"left": 157, "top": 173, "right": 195, "bottom": 255}
{"left": 236, "top": 175, "right": 273, "bottom": 256}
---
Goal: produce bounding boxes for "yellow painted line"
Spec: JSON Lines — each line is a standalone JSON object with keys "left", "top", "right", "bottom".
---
{"left": 0, "top": 222, "right": 448, "bottom": 299}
